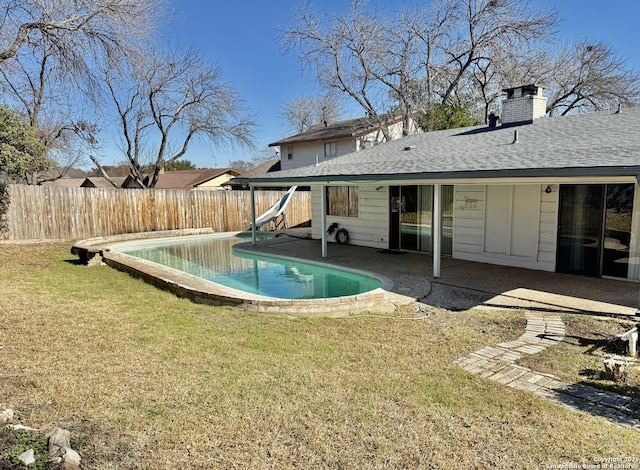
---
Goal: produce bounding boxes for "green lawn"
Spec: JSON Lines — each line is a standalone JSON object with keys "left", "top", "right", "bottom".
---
{"left": 0, "top": 243, "right": 638, "bottom": 469}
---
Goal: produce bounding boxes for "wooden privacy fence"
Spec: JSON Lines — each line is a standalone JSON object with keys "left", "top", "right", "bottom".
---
{"left": 3, "top": 184, "right": 311, "bottom": 241}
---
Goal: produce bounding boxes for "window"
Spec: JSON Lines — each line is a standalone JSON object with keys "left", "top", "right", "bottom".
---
{"left": 324, "top": 141, "right": 337, "bottom": 158}
{"left": 326, "top": 186, "right": 358, "bottom": 217}
{"left": 287, "top": 145, "right": 293, "bottom": 160}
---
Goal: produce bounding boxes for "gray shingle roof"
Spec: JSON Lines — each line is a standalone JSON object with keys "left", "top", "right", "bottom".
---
{"left": 268, "top": 114, "right": 403, "bottom": 147}
{"left": 247, "top": 107, "right": 640, "bottom": 185}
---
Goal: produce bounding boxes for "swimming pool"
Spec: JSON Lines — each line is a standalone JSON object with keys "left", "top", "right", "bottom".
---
{"left": 112, "top": 233, "right": 382, "bottom": 300}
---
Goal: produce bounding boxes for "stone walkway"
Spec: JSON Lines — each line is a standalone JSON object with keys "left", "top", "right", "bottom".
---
{"left": 454, "top": 310, "right": 640, "bottom": 428}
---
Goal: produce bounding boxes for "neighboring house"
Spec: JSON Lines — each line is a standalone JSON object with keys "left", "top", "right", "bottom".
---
{"left": 42, "top": 177, "right": 127, "bottom": 188}
{"left": 81, "top": 177, "right": 127, "bottom": 189}
{"left": 223, "top": 159, "right": 281, "bottom": 190}
{"left": 269, "top": 114, "right": 421, "bottom": 171}
{"left": 41, "top": 178, "right": 88, "bottom": 188}
{"left": 242, "top": 84, "right": 640, "bottom": 281}
{"left": 122, "top": 168, "right": 241, "bottom": 190}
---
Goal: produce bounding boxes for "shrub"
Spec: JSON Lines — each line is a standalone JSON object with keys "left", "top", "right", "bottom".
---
{"left": 0, "top": 428, "right": 55, "bottom": 469}
{"left": 0, "top": 182, "right": 9, "bottom": 233}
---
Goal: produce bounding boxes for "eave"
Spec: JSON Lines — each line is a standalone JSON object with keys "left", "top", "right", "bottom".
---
{"left": 237, "top": 165, "right": 640, "bottom": 188}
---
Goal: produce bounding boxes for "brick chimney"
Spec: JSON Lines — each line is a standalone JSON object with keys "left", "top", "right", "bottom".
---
{"left": 500, "top": 84, "right": 547, "bottom": 126}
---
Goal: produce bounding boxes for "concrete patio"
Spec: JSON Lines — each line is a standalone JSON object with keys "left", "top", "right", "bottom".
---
{"left": 242, "top": 230, "right": 640, "bottom": 317}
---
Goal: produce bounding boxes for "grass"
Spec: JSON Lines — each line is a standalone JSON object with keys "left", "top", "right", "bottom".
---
{"left": 0, "top": 243, "right": 639, "bottom": 469}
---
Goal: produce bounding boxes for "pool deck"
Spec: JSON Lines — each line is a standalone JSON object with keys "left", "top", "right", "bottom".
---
{"left": 73, "top": 228, "right": 640, "bottom": 318}
{"left": 251, "top": 229, "right": 640, "bottom": 318}
{"left": 74, "top": 229, "right": 414, "bottom": 316}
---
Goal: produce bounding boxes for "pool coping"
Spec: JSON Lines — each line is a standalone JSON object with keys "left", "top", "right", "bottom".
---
{"left": 72, "top": 230, "right": 413, "bottom": 316}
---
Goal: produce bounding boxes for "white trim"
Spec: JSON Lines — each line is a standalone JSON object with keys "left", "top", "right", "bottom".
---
{"left": 250, "top": 185, "right": 256, "bottom": 246}
{"left": 253, "top": 175, "right": 637, "bottom": 188}
{"left": 321, "top": 185, "right": 327, "bottom": 258}
{"left": 433, "top": 184, "right": 441, "bottom": 278}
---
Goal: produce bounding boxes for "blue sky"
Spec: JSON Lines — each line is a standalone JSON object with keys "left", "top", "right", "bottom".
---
{"left": 132, "top": 0, "right": 640, "bottom": 169}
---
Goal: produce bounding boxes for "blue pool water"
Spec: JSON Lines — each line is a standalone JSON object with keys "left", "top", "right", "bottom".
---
{"left": 115, "top": 234, "right": 381, "bottom": 299}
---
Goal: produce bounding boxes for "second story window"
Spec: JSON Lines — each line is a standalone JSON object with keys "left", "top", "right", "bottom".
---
{"left": 324, "top": 141, "right": 337, "bottom": 158}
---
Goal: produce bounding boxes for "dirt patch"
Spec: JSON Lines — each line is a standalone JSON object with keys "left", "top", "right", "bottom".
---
{"left": 519, "top": 314, "right": 640, "bottom": 398}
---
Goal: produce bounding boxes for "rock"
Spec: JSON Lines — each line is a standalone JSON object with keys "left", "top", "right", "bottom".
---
{"left": 48, "top": 427, "right": 80, "bottom": 469}
{"left": 48, "top": 427, "right": 71, "bottom": 455}
{"left": 18, "top": 448, "right": 35, "bottom": 465}
{"left": 62, "top": 448, "right": 81, "bottom": 469}
{"left": 7, "top": 424, "right": 38, "bottom": 432}
{"left": 604, "top": 358, "right": 628, "bottom": 383}
{"left": 0, "top": 407, "right": 14, "bottom": 423}
{"left": 86, "top": 253, "right": 104, "bottom": 267}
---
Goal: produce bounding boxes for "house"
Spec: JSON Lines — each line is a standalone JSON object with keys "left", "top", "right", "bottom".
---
{"left": 269, "top": 114, "right": 421, "bottom": 171}
{"left": 242, "top": 84, "right": 640, "bottom": 281}
{"left": 121, "top": 168, "right": 241, "bottom": 190}
{"left": 223, "top": 159, "right": 281, "bottom": 190}
{"left": 41, "top": 178, "right": 88, "bottom": 188}
{"left": 42, "top": 176, "right": 127, "bottom": 188}
{"left": 81, "top": 177, "right": 127, "bottom": 189}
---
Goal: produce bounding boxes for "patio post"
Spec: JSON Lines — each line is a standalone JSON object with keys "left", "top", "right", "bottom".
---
{"left": 321, "top": 185, "right": 327, "bottom": 258}
{"left": 433, "top": 183, "right": 441, "bottom": 278}
{"left": 250, "top": 185, "right": 257, "bottom": 246}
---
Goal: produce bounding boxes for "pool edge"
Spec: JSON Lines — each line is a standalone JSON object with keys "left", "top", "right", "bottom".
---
{"left": 73, "top": 230, "right": 414, "bottom": 316}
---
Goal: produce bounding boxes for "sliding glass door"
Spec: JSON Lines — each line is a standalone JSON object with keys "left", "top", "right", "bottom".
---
{"left": 400, "top": 185, "right": 433, "bottom": 252}
{"left": 557, "top": 183, "right": 634, "bottom": 278}
{"left": 603, "top": 184, "right": 634, "bottom": 278}
{"left": 395, "top": 185, "right": 453, "bottom": 255}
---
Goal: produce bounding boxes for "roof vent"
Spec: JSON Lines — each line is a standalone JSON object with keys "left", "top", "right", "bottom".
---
{"left": 403, "top": 145, "right": 415, "bottom": 151}
{"left": 616, "top": 103, "right": 622, "bottom": 114}
{"left": 512, "top": 130, "right": 519, "bottom": 144}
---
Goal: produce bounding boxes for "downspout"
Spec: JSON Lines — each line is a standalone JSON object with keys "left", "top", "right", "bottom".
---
{"left": 321, "top": 185, "right": 327, "bottom": 258}
{"left": 250, "top": 185, "right": 257, "bottom": 246}
{"left": 433, "top": 183, "right": 441, "bottom": 278}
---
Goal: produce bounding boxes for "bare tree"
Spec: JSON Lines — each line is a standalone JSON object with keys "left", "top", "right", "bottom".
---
{"left": 281, "top": 0, "right": 411, "bottom": 139}
{"left": 281, "top": 0, "right": 557, "bottom": 128}
{"left": 0, "top": 0, "right": 162, "bottom": 183}
{"left": 433, "top": 0, "right": 556, "bottom": 106}
{"left": 544, "top": 40, "right": 640, "bottom": 116}
{"left": 281, "top": 91, "right": 343, "bottom": 133}
{"left": 103, "top": 45, "right": 257, "bottom": 188}
{"left": 0, "top": 42, "right": 99, "bottom": 183}
{"left": 0, "top": 0, "right": 160, "bottom": 68}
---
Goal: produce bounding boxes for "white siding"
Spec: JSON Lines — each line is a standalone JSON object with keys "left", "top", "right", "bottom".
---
{"left": 311, "top": 185, "right": 389, "bottom": 249}
{"left": 452, "top": 186, "right": 485, "bottom": 255}
{"left": 280, "top": 138, "right": 359, "bottom": 171}
{"left": 453, "top": 184, "right": 557, "bottom": 271}
{"left": 280, "top": 119, "right": 421, "bottom": 170}
{"left": 511, "top": 185, "right": 541, "bottom": 258}
{"left": 484, "top": 185, "right": 510, "bottom": 254}
{"left": 538, "top": 184, "right": 559, "bottom": 266}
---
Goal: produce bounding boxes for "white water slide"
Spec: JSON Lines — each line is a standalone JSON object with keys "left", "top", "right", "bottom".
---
{"left": 250, "top": 186, "right": 298, "bottom": 231}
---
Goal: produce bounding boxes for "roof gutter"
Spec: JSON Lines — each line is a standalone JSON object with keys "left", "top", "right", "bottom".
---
{"left": 236, "top": 166, "right": 640, "bottom": 187}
